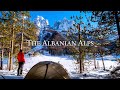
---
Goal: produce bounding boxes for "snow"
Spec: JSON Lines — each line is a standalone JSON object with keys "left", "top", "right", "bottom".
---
{"left": 54, "top": 17, "right": 75, "bottom": 31}
{"left": 0, "top": 70, "right": 24, "bottom": 79}
{"left": 20, "top": 54, "right": 119, "bottom": 79}
{"left": 0, "top": 75, "right": 23, "bottom": 79}
{"left": 34, "top": 16, "right": 49, "bottom": 29}
{"left": 23, "top": 54, "right": 77, "bottom": 77}
{"left": 0, "top": 53, "right": 119, "bottom": 79}
{"left": 29, "top": 45, "right": 43, "bottom": 53}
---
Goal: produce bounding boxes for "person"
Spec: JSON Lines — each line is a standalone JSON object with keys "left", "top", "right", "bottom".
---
{"left": 17, "top": 49, "right": 25, "bottom": 76}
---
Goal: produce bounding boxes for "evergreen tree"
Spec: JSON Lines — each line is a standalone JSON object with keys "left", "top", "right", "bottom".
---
{"left": 91, "top": 11, "right": 120, "bottom": 42}
{"left": 0, "top": 11, "right": 38, "bottom": 70}
{"left": 69, "top": 11, "right": 91, "bottom": 73}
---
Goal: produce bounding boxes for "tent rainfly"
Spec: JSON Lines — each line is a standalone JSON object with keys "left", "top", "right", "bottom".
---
{"left": 25, "top": 61, "right": 70, "bottom": 79}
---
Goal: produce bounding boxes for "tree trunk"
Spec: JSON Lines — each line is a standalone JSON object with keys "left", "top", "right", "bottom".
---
{"left": 101, "top": 54, "right": 105, "bottom": 70}
{"left": 9, "top": 41, "right": 13, "bottom": 71}
{"left": 1, "top": 49, "right": 4, "bottom": 70}
{"left": 21, "top": 14, "right": 24, "bottom": 50}
{"left": 7, "top": 50, "right": 10, "bottom": 69}
{"left": 0, "top": 44, "right": 4, "bottom": 70}
{"left": 115, "top": 11, "right": 120, "bottom": 43}
{"left": 78, "top": 24, "right": 82, "bottom": 73}
{"left": 93, "top": 52, "right": 97, "bottom": 69}
{"left": 21, "top": 28, "right": 24, "bottom": 50}
{"left": 97, "top": 61, "right": 99, "bottom": 69}
{"left": 0, "top": 50, "right": 2, "bottom": 70}
{"left": 0, "top": 51, "right": 1, "bottom": 70}
{"left": 9, "top": 23, "right": 14, "bottom": 71}
{"left": 82, "top": 61, "right": 84, "bottom": 71}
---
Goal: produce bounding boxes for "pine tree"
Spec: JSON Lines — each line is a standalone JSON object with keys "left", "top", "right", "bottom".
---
{"left": 69, "top": 11, "right": 91, "bottom": 73}
{"left": 0, "top": 12, "right": 11, "bottom": 70}
{"left": 91, "top": 11, "right": 120, "bottom": 43}
{"left": 90, "top": 11, "right": 120, "bottom": 70}
{"left": 0, "top": 11, "right": 38, "bottom": 70}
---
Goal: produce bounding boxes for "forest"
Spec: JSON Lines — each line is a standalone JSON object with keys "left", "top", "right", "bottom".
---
{"left": 0, "top": 11, "right": 120, "bottom": 79}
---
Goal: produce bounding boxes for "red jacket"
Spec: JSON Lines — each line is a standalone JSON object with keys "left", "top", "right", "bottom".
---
{"left": 17, "top": 52, "right": 25, "bottom": 62}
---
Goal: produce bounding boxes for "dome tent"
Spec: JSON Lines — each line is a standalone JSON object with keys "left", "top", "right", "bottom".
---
{"left": 25, "top": 61, "right": 70, "bottom": 79}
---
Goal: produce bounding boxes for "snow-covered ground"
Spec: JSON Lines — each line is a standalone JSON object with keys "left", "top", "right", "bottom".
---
{"left": 0, "top": 53, "right": 120, "bottom": 79}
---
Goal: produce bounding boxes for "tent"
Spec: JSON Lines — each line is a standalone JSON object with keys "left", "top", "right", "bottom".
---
{"left": 25, "top": 61, "right": 70, "bottom": 79}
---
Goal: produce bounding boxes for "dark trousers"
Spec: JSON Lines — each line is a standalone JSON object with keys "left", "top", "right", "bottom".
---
{"left": 17, "top": 62, "right": 24, "bottom": 76}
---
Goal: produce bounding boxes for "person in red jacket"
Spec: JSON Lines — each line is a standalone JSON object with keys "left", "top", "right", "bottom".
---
{"left": 17, "top": 49, "right": 25, "bottom": 76}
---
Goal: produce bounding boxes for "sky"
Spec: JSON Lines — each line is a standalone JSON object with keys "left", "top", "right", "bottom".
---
{"left": 30, "top": 11, "right": 81, "bottom": 27}
{"left": 0, "top": 11, "right": 97, "bottom": 28}
{"left": 0, "top": 11, "right": 96, "bottom": 27}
